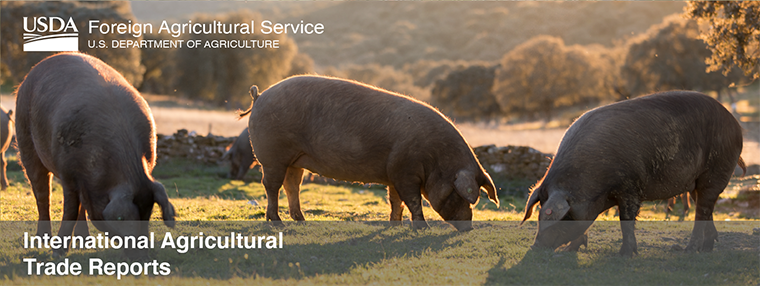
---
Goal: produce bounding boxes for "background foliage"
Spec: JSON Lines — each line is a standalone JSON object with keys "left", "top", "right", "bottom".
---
{"left": 1, "top": 1, "right": 144, "bottom": 87}
{"left": 686, "top": 1, "right": 760, "bottom": 80}
{"left": 1, "top": 1, "right": 756, "bottom": 122}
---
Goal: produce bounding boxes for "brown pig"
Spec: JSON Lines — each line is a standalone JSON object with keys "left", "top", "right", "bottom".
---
{"left": 521, "top": 91, "right": 745, "bottom": 256}
{"left": 14, "top": 52, "right": 175, "bottom": 256}
{"left": 1, "top": 107, "right": 12, "bottom": 190}
{"left": 221, "top": 128, "right": 257, "bottom": 180}
{"left": 239, "top": 75, "right": 499, "bottom": 231}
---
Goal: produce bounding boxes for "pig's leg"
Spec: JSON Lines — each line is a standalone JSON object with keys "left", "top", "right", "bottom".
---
{"left": 388, "top": 186, "right": 404, "bottom": 226}
{"left": 53, "top": 181, "right": 81, "bottom": 257}
{"left": 228, "top": 161, "right": 239, "bottom": 180}
{"left": 236, "top": 164, "right": 249, "bottom": 181}
{"left": 283, "top": 167, "right": 305, "bottom": 221}
{"left": 24, "top": 155, "right": 53, "bottom": 236}
{"left": 393, "top": 180, "right": 428, "bottom": 229}
{"left": 665, "top": 197, "right": 675, "bottom": 213}
{"left": 617, "top": 197, "right": 640, "bottom": 257}
{"left": 261, "top": 165, "right": 286, "bottom": 225}
{"left": 0, "top": 152, "right": 7, "bottom": 190}
{"left": 686, "top": 190, "right": 721, "bottom": 252}
{"left": 681, "top": 192, "right": 691, "bottom": 216}
{"left": 74, "top": 203, "right": 89, "bottom": 237}
{"left": 687, "top": 169, "right": 730, "bottom": 252}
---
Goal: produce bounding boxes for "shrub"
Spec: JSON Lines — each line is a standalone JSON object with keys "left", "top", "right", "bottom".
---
{"left": 492, "top": 35, "right": 612, "bottom": 120}
{"left": 173, "top": 10, "right": 299, "bottom": 106}
{"left": 621, "top": 14, "right": 752, "bottom": 97}
{"left": 430, "top": 64, "right": 501, "bottom": 121}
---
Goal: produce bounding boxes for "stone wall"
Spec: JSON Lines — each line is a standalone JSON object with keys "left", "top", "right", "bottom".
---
{"left": 156, "top": 130, "right": 554, "bottom": 186}
{"left": 156, "top": 129, "right": 236, "bottom": 164}
{"left": 472, "top": 145, "right": 552, "bottom": 183}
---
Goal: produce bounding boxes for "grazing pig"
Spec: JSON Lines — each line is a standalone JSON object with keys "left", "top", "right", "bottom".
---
{"left": 665, "top": 192, "right": 691, "bottom": 216}
{"left": 238, "top": 75, "right": 499, "bottom": 231}
{"left": 1, "top": 107, "right": 12, "bottom": 190}
{"left": 221, "top": 128, "right": 257, "bottom": 180}
{"left": 521, "top": 91, "right": 745, "bottom": 256}
{"left": 15, "top": 52, "right": 175, "bottom": 256}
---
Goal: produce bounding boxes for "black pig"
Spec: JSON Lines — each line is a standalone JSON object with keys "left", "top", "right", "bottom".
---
{"left": 521, "top": 91, "right": 745, "bottom": 256}
{"left": 222, "top": 128, "right": 257, "bottom": 180}
{"left": 15, "top": 52, "right": 175, "bottom": 256}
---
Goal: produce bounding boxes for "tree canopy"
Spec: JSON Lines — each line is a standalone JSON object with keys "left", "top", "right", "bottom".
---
{"left": 686, "top": 1, "right": 760, "bottom": 80}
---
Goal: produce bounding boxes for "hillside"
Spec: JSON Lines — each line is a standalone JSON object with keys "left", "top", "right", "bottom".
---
{"left": 132, "top": 2, "right": 686, "bottom": 69}
{"left": 285, "top": 1, "right": 686, "bottom": 68}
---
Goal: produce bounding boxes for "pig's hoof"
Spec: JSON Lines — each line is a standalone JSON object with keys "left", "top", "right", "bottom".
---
{"left": 617, "top": 246, "right": 637, "bottom": 257}
{"left": 685, "top": 239, "right": 702, "bottom": 252}
{"left": 269, "top": 220, "right": 285, "bottom": 228}
{"left": 291, "top": 213, "right": 305, "bottom": 221}
{"left": 389, "top": 221, "right": 402, "bottom": 227}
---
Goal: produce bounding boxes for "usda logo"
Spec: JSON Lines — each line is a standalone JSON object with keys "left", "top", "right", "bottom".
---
{"left": 23, "top": 16, "right": 79, "bottom": 52}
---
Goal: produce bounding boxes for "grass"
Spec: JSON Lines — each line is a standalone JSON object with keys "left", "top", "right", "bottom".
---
{"left": 0, "top": 152, "right": 758, "bottom": 285}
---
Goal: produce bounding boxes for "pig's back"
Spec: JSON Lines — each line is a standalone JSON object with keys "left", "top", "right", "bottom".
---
{"left": 249, "top": 76, "right": 471, "bottom": 183}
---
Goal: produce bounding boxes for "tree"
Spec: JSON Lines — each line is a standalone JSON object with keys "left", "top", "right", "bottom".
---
{"left": 686, "top": 1, "right": 760, "bottom": 80}
{"left": 139, "top": 33, "right": 176, "bottom": 95}
{"left": 492, "top": 35, "right": 611, "bottom": 120}
{"left": 430, "top": 64, "right": 501, "bottom": 121}
{"left": 0, "top": 1, "right": 144, "bottom": 87}
{"left": 174, "top": 10, "right": 298, "bottom": 106}
{"left": 621, "top": 14, "right": 750, "bottom": 97}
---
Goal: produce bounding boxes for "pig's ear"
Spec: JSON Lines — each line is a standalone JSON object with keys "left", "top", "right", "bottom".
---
{"left": 454, "top": 170, "right": 480, "bottom": 204}
{"left": 152, "top": 182, "right": 176, "bottom": 228}
{"left": 520, "top": 187, "right": 541, "bottom": 226}
{"left": 479, "top": 172, "right": 499, "bottom": 207}
{"left": 540, "top": 191, "right": 570, "bottom": 221}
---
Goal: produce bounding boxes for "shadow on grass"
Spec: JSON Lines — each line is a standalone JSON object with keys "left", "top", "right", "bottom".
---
{"left": 483, "top": 222, "right": 760, "bottom": 285}
{"left": 152, "top": 158, "right": 262, "bottom": 200}
{"left": 0, "top": 221, "right": 463, "bottom": 280}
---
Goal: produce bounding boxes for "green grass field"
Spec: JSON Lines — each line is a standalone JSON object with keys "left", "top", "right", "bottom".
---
{"left": 1, "top": 151, "right": 758, "bottom": 285}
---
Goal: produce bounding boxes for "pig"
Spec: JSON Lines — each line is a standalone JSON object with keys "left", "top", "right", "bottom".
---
{"left": 14, "top": 52, "right": 175, "bottom": 256}
{"left": 1, "top": 107, "right": 12, "bottom": 190}
{"left": 521, "top": 90, "right": 745, "bottom": 257}
{"left": 665, "top": 192, "right": 691, "bottom": 216}
{"left": 221, "top": 128, "right": 257, "bottom": 180}
{"left": 238, "top": 75, "right": 499, "bottom": 231}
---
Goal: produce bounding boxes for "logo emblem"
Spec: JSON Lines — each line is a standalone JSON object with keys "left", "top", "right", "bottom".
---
{"left": 23, "top": 17, "right": 79, "bottom": 52}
